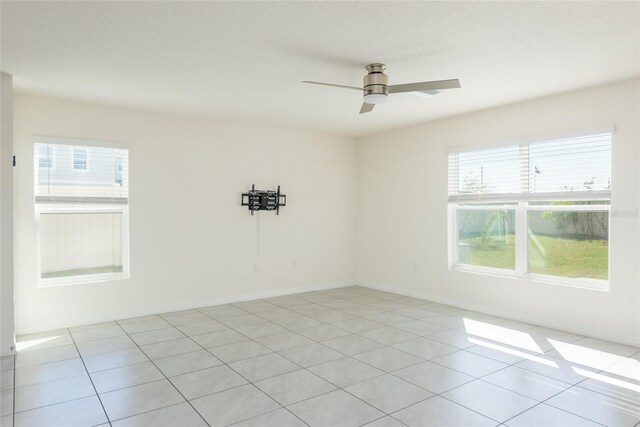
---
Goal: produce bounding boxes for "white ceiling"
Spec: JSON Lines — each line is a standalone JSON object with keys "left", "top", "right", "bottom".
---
{"left": 2, "top": 1, "right": 639, "bottom": 137}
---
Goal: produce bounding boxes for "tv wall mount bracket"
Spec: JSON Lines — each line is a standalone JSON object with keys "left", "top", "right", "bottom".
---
{"left": 241, "top": 184, "right": 287, "bottom": 215}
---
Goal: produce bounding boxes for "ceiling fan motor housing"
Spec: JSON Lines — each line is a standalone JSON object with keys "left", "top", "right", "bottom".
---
{"left": 363, "top": 63, "right": 388, "bottom": 100}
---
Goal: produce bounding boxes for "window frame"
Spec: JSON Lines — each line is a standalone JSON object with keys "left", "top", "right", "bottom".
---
{"left": 449, "top": 202, "right": 610, "bottom": 290}
{"left": 450, "top": 204, "right": 519, "bottom": 276}
{"left": 522, "top": 203, "right": 610, "bottom": 290}
{"left": 447, "top": 129, "right": 613, "bottom": 291}
{"left": 33, "top": 136, "right": 130, "bottom": 287}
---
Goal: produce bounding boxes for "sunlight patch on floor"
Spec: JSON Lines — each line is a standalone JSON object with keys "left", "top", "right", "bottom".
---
{"left": 575, "top": 367, "right": 640, "bottom": 394}
{"left": 467, "top": 337, "right": 557, "bottom": 366}
{"left": 16, "top": 335, "right": 62, "bottom": 351}
{"left": 549, "top": 339, "right": 626, "bottom": 370}
{"left": 463, "top": 318, "right": 543, "bottom": 353}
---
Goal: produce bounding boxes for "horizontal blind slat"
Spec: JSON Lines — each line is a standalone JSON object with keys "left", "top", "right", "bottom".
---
{"left": 35, "top": 196, "right": 129, "bottom": 205}
{"left": 448, "top": 133, "right": 611, "bottom": 201}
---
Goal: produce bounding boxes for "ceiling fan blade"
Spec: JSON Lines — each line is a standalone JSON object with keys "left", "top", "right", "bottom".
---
{"left": 388, "top": 79, "right": 461, "bottom": 94}
{"left": 302, "top": 81, "right": 362, "bottom": 91}
{"left": 359, "top": 103, "right": 374, "bottom": 114}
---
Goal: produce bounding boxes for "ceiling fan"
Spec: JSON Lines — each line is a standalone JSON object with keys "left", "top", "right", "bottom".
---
{"left": 303, "top": 63, "right": 461, "bottom": 114}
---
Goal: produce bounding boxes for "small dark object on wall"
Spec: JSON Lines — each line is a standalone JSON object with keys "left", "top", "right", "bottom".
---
{"left": 241, "top": 184, "right": 287, "bottom": 215}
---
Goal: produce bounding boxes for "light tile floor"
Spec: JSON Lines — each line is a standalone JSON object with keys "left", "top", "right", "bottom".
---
{"left": 1, "top": 286, "right": 639, "bottom": 427}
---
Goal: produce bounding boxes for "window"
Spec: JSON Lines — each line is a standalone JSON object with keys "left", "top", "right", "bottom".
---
{"left": 448, "top": 131, "right": 612, "bottom": 289}
{"left": 37, "top": 145, "right": 54, "bottom": 168}
{"left": 73, "top": 147, "right": 88, "bottom": 170}
{"left": 34, "top": 137, "right": 129, "bottom": 286}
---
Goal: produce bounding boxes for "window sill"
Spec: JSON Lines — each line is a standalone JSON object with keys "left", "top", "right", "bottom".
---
{"left": 37, "top": 272, "right": 129, "bottom": 288}
{"left": 450, "top": 264, "right": 610, "bottom": 292}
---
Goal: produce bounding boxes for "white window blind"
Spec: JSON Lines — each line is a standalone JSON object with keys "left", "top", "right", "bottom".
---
{"left": 448, "top": 132, "right": 612, "bottom": 202}
{"left": 34, "top": 137, "right": 129, "bottom": 204}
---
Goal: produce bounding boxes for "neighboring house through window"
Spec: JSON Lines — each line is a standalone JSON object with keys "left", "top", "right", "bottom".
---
{"left": 37, "top": 144, "right": 54, "bottom": 168}
{"left": 73, "top": 147, "right": 88, "bottom": 170}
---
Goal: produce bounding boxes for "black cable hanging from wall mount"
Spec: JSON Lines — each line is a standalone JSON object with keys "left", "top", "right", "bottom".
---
{"left": 241, "top": 184, "right": 287, "bottom": 215}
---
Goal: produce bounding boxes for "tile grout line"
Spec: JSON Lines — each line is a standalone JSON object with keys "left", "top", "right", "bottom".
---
{"left": 112, "top": 320, "right": 213, "bottom": 427}
{"left": 497, "top": 378, "right": 608, "bottom": 427}
{"left": 5, "top": 291, "right": 471, "bottom": 419}
{"left": 67, "top": 327, "right": 113, "bottom": 427}
{"left": 14, "top": 287, "right": 637, "bottom": 427}
{"left": 9, "top": 348, "right": 78, "bottom": 370}
{"left": 8, "top": 341, "right": 117, "bottom": 422}
{"left": 250, "top": 294, "right": 616, "bottom": 426}
{"left": 260, "top": 319, "right": 456, "bottom": 427}
{"left": 177, "top": 307, "right": 313, "bottom": 426}
{"left": 399, "top": 345, "right": 581, "bottom": 425}
{"left": 10, "top": 395, "right": 115, "bottom": 420}
{"left": 226, "top": 406, "right": 311, "bottom": 427}
{"left": 5, "top": 332, "right": 584, "bottom": 422}
{"left": 3, "top": 335, "right": 466, "bottom": 426}
{"left": 11, "top": 292, "right": 439, "bottom": 370}
{"left": 129, "top": 312, "right": 613, "bottom": 412}
{"left": 361, "top": 330, "right": 577, "bottom": 426}
{"left": 132, "top": 292, "right": 628, "bottom": 426}
{"left": 75, "top": 323, "right": 248, "bottom": 389}
{"left": 226, "top": 300, "right": 446, "bottom": 425}
{"left": 250, "top": 296, "right": 533, "bottom": 366}
{"left": 101, "top": 400, "right": 192, "bottom": 426}
{"left": 380, "top": 343, "right": 610, "bottom": 426}
{"left": 166, "top": 295, "right": 396, "bottom": 425}
{"left": 14, "top": 345, "right": 152, "bottom": 388}
{"left": 10, "top": 338, "right": 115, "bottom": 418}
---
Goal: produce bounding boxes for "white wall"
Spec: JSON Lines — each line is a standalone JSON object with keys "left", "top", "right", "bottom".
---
{"left": 12, "top": 79, "right": 639, "bottom": 345}
{"left": 1, "top": 73, "right": 16, "bottom": 355}
{"left": 356, "top": 78, "right": 640, "bottom": 345}
{"left": 13, "top": 94, "right": 357, "bottom": 333}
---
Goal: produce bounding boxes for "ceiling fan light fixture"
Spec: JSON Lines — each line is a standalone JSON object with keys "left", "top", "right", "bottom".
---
{"left": 363, "top": 93, "right": 388, "bottom": 104}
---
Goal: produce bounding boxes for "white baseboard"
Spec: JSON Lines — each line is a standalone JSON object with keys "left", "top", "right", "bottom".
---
{"left": 15, "top": 281, "right": 355, "bottom": 336}
{"left": 357, "top": 281, "right": 640, "bottom": 347}
{"left": 16, "top": 280, "right": 638, "bottom": 347}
